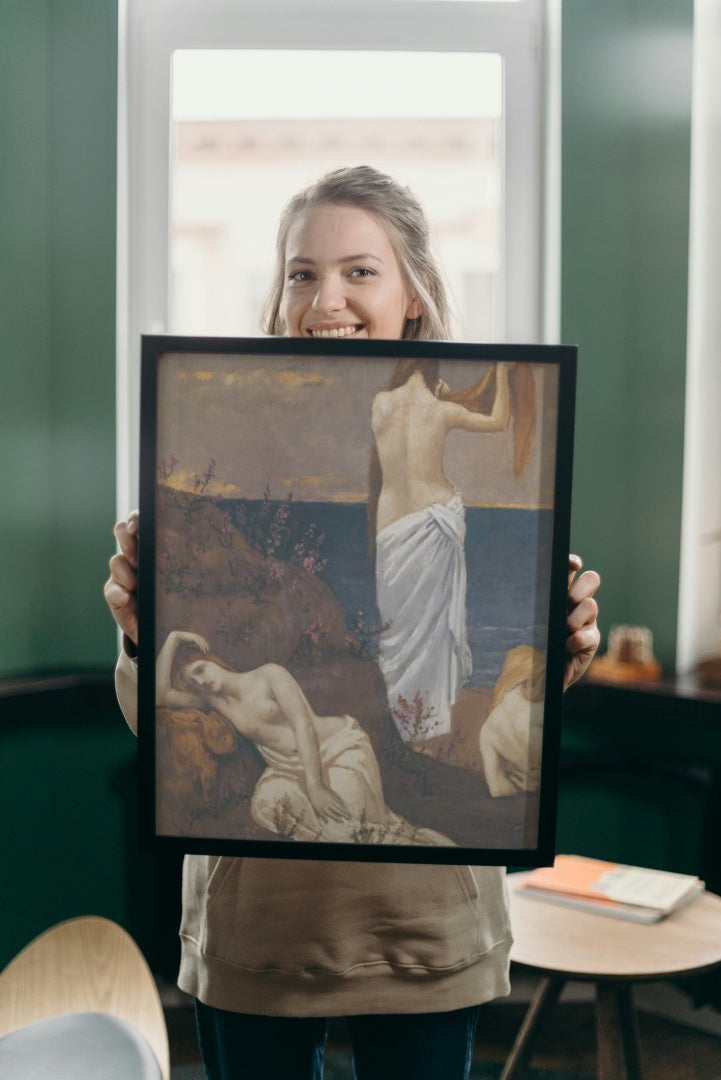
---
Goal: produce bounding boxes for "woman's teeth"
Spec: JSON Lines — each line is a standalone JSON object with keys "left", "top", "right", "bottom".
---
{"left": 310, "top": 325, "right": 360, "bottom": 338}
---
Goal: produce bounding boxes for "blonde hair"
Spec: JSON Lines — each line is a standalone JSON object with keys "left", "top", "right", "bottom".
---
{"left": 492, "top": 645, "right": 546, "bottom": 709}
{"left": 262, "top": 165, "right": 453, "bottom": 341}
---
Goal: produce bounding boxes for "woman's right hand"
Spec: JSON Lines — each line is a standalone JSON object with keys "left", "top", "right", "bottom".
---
{"left": 104, "top": 510, "right": 139, "bottom": 646}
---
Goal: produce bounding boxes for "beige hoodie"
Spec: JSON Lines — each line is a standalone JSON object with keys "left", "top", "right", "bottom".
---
{"left": 116, "top": 651, "right": 512, "bottom": 1016}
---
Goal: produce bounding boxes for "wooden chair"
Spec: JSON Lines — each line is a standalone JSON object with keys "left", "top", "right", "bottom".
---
{"left": 0, "top": 915, "right": 170, "bottom": 1079}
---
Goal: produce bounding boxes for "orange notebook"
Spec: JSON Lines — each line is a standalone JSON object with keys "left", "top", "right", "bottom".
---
{"left": 517, "top": 855, "right": 704, "bottom": 923}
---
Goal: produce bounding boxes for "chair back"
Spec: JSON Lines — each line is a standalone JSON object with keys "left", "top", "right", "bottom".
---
{"left": 0, "top": 915, "right": 169, "bottom": 1080}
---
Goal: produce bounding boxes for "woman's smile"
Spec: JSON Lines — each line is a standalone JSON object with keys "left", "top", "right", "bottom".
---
{"left": 306, "top": 322, "right": 364, "bottom": 339}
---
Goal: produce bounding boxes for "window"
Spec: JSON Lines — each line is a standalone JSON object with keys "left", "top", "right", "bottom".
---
{"left": 169, "top": 49, "right": 503, "bottom": 340}
{"left": 118, "top": 0, "right": 557, "bottom": 510}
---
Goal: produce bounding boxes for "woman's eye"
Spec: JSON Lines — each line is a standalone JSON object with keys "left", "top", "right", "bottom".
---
{"left": 349, "top": 267, "right": 375, "bottom": 279}
{"left": 288, "top": 269, "right": 313, "bottom": 283}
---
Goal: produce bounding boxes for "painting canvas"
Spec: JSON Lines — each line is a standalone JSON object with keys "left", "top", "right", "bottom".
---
{"left": 138, "top": 336, "right": 576, "bottom": 864}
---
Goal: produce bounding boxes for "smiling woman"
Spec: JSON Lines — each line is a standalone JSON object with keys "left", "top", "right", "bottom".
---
{"left": 263, "top": 166, "right": 451, "bottom": 342}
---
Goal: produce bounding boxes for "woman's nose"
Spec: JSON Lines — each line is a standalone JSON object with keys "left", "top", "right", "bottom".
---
{"left": 312, "top": 274, "right": 345, "bottom": 314}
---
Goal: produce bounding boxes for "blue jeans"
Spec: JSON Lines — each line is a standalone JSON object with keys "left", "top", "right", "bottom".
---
{"left": 195, "top": 1000, "right": 481, "bottom": 1080}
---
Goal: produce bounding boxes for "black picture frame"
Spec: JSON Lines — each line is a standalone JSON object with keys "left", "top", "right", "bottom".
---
{"left": 138, "top": 335, "right": 576, "bottom": 865}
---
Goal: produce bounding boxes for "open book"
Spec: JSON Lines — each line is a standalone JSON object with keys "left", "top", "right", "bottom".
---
{"left": 516, "top": 854, "right": 705, "bottom": 923}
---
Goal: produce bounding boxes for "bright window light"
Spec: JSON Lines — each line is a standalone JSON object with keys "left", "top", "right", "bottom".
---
{"left": 173, "top": 50, "right": 502, "bottom": 121}
{"left": 170, "top": 50, "right": 504, "bottom": 341}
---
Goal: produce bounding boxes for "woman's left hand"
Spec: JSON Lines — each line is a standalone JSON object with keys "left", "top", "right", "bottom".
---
{"left": 564, "top": 554, "right": 601, "bottom": 691}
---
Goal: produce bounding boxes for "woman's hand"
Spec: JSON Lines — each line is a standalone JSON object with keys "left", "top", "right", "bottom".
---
{"left": 104, "top": 510, "right": 139, "bottom": 645}
{"left": 308, "top": 784, "right": 350, "bottom": 823}
{"left": 564, "top": 554, "right": 601, "bottom": 691}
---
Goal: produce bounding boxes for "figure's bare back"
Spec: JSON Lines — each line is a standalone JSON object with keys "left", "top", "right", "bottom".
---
{"left": 371, "top": 373, "right": 456, "bottom": 532}
{"left": 371, "top": 365, "right": 511, "bottom": 532}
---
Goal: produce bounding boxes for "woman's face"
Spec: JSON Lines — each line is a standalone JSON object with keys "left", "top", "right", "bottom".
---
{"left": 281, "top": 203, "right": 421, "bottom": 340}
{"left": 185, "top": 660, "right": 224, "bottom": 694}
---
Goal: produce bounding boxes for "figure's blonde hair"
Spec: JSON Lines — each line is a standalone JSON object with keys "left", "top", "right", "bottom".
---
{"left": 261, "top": 165, "right": 453, "bottom": 341}
{"left": 492, "top": 645, "right": 546, "bottom": 709}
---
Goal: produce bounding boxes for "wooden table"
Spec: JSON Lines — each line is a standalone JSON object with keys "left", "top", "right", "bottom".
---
{"left": 502, "top": 873, "right": 721, "bottom": 1080}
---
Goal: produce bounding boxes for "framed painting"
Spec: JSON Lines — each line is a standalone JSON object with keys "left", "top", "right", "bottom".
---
{"left": 137, "top": 336, "right": 576, "bottom": 865}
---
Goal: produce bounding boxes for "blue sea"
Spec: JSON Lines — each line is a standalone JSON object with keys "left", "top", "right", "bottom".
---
{"left": 231, "top": 500, "right": 553, "bottom": 690}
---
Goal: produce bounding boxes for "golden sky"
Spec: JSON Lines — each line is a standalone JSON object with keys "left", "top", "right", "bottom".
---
{"left": 155, "top": 351, "right": 559, "bottom": 509}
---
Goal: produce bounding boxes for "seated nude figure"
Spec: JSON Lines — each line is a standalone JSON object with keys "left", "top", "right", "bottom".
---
{"left": 370, "top": 360, "right": 511, "bottom": 744}
{"left": 156, "top": 630, "right": 452, "bottom": 846}
{"left": 479, "top": 645, "right": 545, "bottom": 797}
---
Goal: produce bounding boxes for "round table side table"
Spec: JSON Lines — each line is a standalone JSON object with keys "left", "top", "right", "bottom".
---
{"left": 502, "top": 872, "right": 721, "bottom": 1080}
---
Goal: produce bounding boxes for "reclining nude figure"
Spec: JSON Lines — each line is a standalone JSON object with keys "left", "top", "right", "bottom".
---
{"left": 156, "top": 630, "right": 453, "bottom": 846}
{"left": 370, "top": 359, "right": 514, "bottom": 745}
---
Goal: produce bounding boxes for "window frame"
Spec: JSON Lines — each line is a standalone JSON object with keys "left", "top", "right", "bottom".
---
{"left": 676, "top": 1, "right": 721, "bottom": 674}
{"left": 117, "top": 0, "right": 558, "bottom": 511}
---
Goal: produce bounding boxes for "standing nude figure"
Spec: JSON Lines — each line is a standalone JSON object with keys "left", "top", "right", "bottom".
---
{"left": 370, "top": 359, "right": 511, "bottom": 744}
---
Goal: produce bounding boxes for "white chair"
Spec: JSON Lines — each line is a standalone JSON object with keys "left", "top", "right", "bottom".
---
{"left": 0, "top": 915, "right": 170, "bottom": 1079}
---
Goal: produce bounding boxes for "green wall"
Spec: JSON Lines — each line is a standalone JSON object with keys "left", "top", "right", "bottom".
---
{"left": 0, "top": 0, "right": 131, "bottom": 968}
{"left": 0, "top": 0, "right": 118, "bottom": 676}
{"left": 0, "top": 0, "right": 693, "bottom": 676}
{"left": 562, "top": 0, "right": 693, "bottom": 669}
{"left": 0, "top": 684, "right": 183, "bottom": 974}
